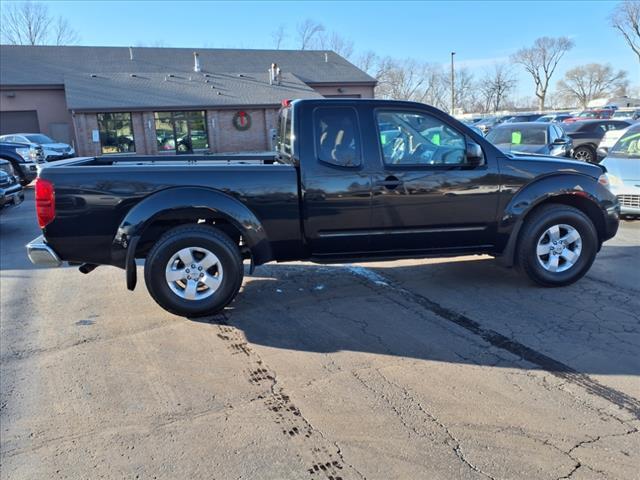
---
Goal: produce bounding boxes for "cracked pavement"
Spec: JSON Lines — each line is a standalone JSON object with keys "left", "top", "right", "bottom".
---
{"left": 1, "top": 190, "right": 639, "bottom": 479}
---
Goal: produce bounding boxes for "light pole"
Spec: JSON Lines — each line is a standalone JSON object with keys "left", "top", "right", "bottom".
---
{"left": 450, "top": 51, "right": 456, "bottom": 114}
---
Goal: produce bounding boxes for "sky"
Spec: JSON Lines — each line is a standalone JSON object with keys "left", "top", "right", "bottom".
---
{"left": 20, "top": 0, "right": 640, "bottom": 99}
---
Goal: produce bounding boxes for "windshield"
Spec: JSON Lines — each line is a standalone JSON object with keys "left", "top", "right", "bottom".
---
{"left": 610, "top": 127, "right": 640, "bottom": 158}
{"left": 25, "top": 134, "right": 54, "bottom": 144}
{"left": 612, "top": 111, "right": 633, "bottom": 118}
{"left": 486, "top": 124, "right": 548, "bottom": 145}
{"left": 537, "top": 116, "right": 553, "bottom": 122}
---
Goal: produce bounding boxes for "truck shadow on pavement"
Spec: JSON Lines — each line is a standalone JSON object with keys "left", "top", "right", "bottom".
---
{"left": 192, "top": 251, "right": 640, "bottom": 415}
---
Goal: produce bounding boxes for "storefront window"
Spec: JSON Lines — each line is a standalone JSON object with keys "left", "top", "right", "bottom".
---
{"left": 155, "top": 111, "right": 208, "bottom": 153}
{"left": 97, "top": 113, "right": 135, "bottom": 154}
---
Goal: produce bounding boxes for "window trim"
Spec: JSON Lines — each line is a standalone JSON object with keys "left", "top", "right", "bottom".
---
{"left": 97, "top": 112, "right": 136, "bottom": 155}
{"left": 373, "top": 107, "right": 483, "bottom": 170}
{"left": 154, "top": 110, "right": 209, "bottom": 154}
{"left": 312, "top": 106, "right": 364, "bottom": 170}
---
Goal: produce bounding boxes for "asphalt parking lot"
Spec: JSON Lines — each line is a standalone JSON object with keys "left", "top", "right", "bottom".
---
{"left": 1, "top": 189, "right": 639, "bottom": 480}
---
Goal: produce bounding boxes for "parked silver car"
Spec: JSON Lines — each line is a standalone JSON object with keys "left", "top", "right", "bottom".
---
{"left": 602, "top": 124, "right": 640, "bottom": 218}
{"left": 0, "top": 133, "right": 75, "bottom": 161}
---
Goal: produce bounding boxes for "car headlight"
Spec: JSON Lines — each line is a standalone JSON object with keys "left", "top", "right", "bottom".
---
{"left": 15, "top": 147, "right": 38, "bottom": 162}
{"left": 15, "top": 147, "right": 31, "bottom": 161}
{"left": 606, "top": 173, "right": 624, "bottom": 187}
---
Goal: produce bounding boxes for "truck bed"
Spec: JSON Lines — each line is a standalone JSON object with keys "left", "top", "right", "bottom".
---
{"left": 49, "top": 152, "right": 280, "bottom": 168}
{"left": 39, "top": 153, "right": 304, "bottom": 267}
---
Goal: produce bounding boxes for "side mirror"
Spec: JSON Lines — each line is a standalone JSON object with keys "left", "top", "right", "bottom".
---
{"left": 466, "top": 141, "right": 485, "bottom": 166}
{"left": 553, "top": 138, "right": 567, "bottom": 145}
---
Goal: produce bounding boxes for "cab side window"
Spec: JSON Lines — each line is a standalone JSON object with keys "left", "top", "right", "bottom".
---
{"left": 376, "top": 111, "right": 466, "bottom": 166}
{"left": 313, "top": 107, "right": 362, "bottom": 168}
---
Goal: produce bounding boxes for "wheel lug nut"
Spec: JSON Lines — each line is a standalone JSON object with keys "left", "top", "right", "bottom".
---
{"left": 191, "top": 264, "right": 196, "bottom": 268}
{"left": 199, "top": 273, "right": 204, "bottom": 277}
{"left": 185, "top": 269, "right": 190, "bottom": 273}
{"left": 198, "top": 266, "right": 202, "bottom": 271}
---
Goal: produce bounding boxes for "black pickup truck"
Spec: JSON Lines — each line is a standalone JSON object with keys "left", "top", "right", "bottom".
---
{"left": 27, "top": 99, "right": 619, "bottom": 317}
{"left": 0, "top": 141, "right": 43, "bottom": 185}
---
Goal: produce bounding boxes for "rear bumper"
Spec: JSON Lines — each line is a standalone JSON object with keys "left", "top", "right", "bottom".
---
{"left": 26, "top": 235, "right": 62, "bottom": 267}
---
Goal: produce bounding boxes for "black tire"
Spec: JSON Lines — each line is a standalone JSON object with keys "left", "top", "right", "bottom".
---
{"left": 144, "top": 225, "right": 244, "bottom": 317}
{"left": 517, "top": 204, "right": 598, "bottom": 287}
{"left": 572, "top": 145, "right": 596, "bottom": 163}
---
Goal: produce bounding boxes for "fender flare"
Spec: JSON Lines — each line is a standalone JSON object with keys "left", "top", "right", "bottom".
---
{"left": 496, "top": 173, "right": 612, "bottom": 267}
{"left": 112, "top": 187, "right": 272, "bottom": 289}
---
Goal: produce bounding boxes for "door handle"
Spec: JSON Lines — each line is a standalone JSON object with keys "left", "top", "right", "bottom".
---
{"left": 376, "top": 176, "right": 403, "bottom": 190}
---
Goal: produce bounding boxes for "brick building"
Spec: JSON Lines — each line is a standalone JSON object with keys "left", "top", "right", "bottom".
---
{"left": 0, "top": 45, "right": 375, "bottom": 156}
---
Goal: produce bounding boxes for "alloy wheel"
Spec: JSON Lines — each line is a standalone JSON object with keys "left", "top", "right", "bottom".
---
{"left": 536, "top": 224, "right": 582, "bottom": 273}
{"left": 164, "top": 246, "right": 223, "bottom": 300}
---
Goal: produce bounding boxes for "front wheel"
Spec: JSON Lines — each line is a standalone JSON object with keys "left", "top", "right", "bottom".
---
{"left": 517, "top": 205, "right": 598, "bottom": 287}
{"left": 144, "top": 225, "right": 244, "bottom": 317}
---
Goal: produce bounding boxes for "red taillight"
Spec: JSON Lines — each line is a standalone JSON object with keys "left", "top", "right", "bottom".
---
{"left": 35, "top": 178, "right": 55, "bottom": 228}
{"left": 281, "top": 99, "right": 291, "bottom": 107}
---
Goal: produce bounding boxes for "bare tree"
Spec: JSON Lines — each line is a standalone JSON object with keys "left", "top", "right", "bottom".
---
{"left": 53, "top": 17, "right": 79, "bottom": 45}
{"left": 355, "top": 51, "right": 379, "bottom": 76}
{"left": 376, "top": 58, "right": 427, "bottom": 100}
{"left": 271, "top": 25, "right": 286, "bottom": 50}
{"left": 557, "top": 63, "right": 628, "bottom": 108}
{"left": 355, "top": 52, "right": 397, "bottom": 97}
{"left": 373, "top": 58, "right": 448, "bottom": 108}
{"left": 1, "top": 1, "right": 79, "bottom": 45}
{"left": 447, "top": 67, "right": 476, "bottom": 113}
{"left": 296, "top": 19, "right": 324, "bottom": 50}
{"left": 512, "top": 36, "right": 574, "bottom": 110}
{"left": 479, "top": 64, "right": 517, "bottom": 112}
{"left": 1, "top": 1, "right": 50, "bottom": 45}
{"left": 611, "top": 0, "right": 640, "bottom": 62}
{"left": 317, "top": 31, "right": 354, "bottom": 59}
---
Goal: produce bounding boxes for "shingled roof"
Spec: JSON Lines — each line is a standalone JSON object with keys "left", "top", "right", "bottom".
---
{"left": 63, "top": 71, "right": 324, "bottom": 110}
{"left": 0, "top": 45, "right": 376, "bottom": 86}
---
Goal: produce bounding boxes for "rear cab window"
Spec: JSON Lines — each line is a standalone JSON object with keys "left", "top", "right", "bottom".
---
{"left": 276, "top": 106, "right": 293, "bottom": 160}
{"left": 313, "top": 107, "right": 362, "bottom": 168}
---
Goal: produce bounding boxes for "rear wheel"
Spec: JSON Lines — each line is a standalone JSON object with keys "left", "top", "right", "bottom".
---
{"left": 144, "top": 225, "right": 244, "bottom": 317}
{"left": 517, "top": 204, "right": 598, "bottom": 287}
{"left": 573, "top": 145, "right": 596, "bottom": 163}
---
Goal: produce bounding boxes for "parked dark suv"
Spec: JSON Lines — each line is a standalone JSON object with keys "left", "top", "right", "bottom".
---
{"left": 563, "top": 120, "right": 632, "bottom": 163}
